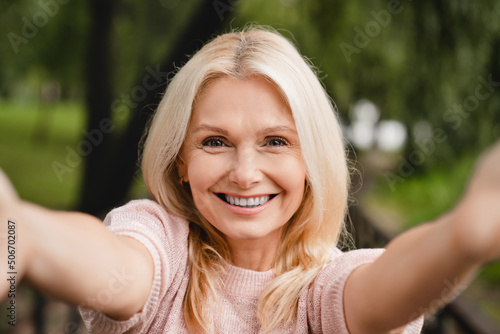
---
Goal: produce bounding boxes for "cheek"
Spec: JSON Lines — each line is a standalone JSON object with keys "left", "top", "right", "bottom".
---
{"left": 187, "top": 152, "right": 221, "bottom": 181}
{"left": 186, "top": 155, "right": 227, "bottom": 200}
{"left": 288, "top": 174, "right": 306, "bottom": 205}
{"left": 272, "top": 156, "right": 306, "bottom": 197}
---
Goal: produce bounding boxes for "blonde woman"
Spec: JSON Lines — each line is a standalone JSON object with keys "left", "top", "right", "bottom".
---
{"left": 1, "top": 27, "right": 500, "bottom": 333}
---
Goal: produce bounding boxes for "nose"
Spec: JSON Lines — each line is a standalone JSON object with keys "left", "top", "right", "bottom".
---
{"left": 228, "top": 147, "right": 262, "bottom": 189}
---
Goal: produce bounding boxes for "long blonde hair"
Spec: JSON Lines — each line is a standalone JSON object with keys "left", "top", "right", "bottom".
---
{"left": 141, "top": 26, "right": 349, "bottom": 333}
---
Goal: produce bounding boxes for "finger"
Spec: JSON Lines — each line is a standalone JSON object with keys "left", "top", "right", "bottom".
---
{"left": 0, "top": 169, "right": 19, "bottom": 203}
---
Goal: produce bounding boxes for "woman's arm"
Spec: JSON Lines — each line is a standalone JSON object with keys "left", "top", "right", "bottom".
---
{"left": 344, "top": 142, "right": 500, "bottom": 334}
{"left": 0, "top": 171, "right": 154, "bottom": 320}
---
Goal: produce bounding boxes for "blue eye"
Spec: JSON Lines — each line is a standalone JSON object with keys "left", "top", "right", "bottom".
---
{"left": 267, "top": 137, "right": 288, "bottom": 146}
{"left": 203, "top": 137, "right": 225, "bottom": 147}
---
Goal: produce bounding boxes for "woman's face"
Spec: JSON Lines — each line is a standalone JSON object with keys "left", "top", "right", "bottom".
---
{"left": 179, "top": 77, "right": 306, "bottom": 250}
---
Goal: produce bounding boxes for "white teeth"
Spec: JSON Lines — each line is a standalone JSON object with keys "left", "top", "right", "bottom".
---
{"left": 222, "top": 194, "right": 272, "bottom": 208}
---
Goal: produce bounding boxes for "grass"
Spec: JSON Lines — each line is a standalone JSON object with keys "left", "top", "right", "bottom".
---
{"left": 0, "top": 99, "right": 85, "bottom": 209}
{"left": 0, "top": 99, "right": 148, "bottom": 209}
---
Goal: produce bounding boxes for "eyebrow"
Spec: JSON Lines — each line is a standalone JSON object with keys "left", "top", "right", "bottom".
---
{"left": 257, "top": 125, "right": 297, "bottom": 136}
{"left": 193, "top": 124, "right": 229, "bottom": 135}
{"left": 193, "top": 124, "right": 297, "bottom": 136}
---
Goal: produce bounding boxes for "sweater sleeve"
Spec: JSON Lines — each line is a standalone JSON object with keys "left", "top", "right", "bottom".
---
{"left": 308, "top": 248, "right": 424, "bottom": 333}
{"left": 79, "top": 199, "right": 190, "bottom": 334}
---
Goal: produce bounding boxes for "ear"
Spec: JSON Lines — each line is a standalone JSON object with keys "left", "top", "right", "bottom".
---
{"left": 177, "top": 155, "right": 189, "bottom": 182}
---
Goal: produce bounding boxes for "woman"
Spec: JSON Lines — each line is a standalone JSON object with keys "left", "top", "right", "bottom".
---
{"left": 1, "top": 27, "right": 500, "bottom": 333}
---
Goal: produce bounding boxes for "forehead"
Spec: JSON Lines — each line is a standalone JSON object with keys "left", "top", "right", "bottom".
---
{"left": 190, "top": 76, "right": 295, "bottom": 130}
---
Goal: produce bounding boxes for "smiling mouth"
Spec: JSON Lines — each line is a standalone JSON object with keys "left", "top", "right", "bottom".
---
{"left": 215, "top": 193, "right": 278, "bottom": 208}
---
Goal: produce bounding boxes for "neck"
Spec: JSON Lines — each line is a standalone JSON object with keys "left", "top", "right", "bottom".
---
{"left": 227, "top": 238, "right": 279, "bottom": 271}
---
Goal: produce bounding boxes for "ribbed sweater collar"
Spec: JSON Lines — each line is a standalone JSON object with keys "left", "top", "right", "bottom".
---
{"left": 222, "top": 264, "right": 275, "bottom": 299}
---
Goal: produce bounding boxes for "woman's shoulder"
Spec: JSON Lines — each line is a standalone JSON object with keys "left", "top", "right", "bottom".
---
{"left": 107, "top": 198, "right": 183, "bottom": 218}
{"left": 304, "top": 248, "right": 386, "bottom": 333}
{"left": 103, "top": 198, "right": 190, "bottom": 239}
{"left": 330, "top": 247, "right": 385, "bottom": 262}
{"left": 80, "top": 199, "right": 191, "bottom": 332}
{"left": 306, "top": 247, "right": 423, "bottom": 334}
{"left": 315, "top": 247, "right": 385, "bottom": 286}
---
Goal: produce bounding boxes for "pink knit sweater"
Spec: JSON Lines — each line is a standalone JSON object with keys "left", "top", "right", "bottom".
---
{"left": 80, "top": 199, "right": 423, "bottom": 333}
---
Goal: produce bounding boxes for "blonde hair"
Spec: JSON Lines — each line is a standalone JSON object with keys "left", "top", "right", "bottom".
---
{"left": 141, "top": 26, "right": 349, "bottom": 333}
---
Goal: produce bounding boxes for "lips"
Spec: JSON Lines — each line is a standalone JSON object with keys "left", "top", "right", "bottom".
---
{"left": 215, "top": 193, "right": 277, "bottom": 208}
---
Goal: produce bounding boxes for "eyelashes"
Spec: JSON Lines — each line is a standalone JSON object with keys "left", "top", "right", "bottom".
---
{"left": 201, "top": 136, "right": 290, "bottom": 148}
{"left": 265, "top": 136, "right": 289, "bottom": 147}
{"left": 202, "top": 137, "right": 226, "bottom": 147}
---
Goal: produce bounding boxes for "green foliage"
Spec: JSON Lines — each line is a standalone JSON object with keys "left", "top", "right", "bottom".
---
{"left": 235, "top": 0, "right": 500, "bottom": 161}
{"left": 110, "top": 0, "right": 202, "bottom": 95}
{"left": 2, "top": 1, "right": 499, "bottom": 162}
{"left": 0, "top": 0, "right": 88, "bottom": 98}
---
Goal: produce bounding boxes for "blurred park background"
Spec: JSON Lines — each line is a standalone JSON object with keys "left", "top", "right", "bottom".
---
{"left": 1, "top": 0, "right": 500, "bottom": 332}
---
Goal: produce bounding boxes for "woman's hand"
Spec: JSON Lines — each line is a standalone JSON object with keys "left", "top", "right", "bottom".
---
{"left": 452, "top": 141, "right": 500, "bottom": 262}
{"left": 466, "top": 141, "right": 500, "bottom": 196}
{"left": 0, "top": 169, "right": 19, "bottom": 209}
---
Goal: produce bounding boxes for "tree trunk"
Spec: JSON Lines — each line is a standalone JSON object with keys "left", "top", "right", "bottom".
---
{"left": 79, "top": 0, "right": 116, "bottom": 215}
